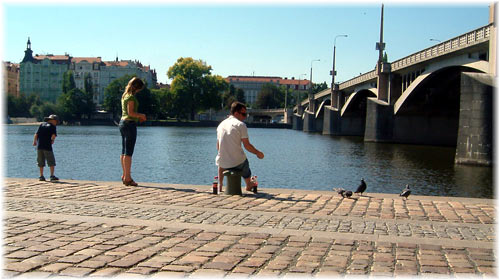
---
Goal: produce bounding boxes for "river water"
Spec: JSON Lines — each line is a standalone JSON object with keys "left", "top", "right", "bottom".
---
{"left": 6, "top": 125, "right": 494, "bottom": 198}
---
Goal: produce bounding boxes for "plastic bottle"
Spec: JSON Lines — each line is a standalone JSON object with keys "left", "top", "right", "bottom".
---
{"left": 251, "top": 176, "right": 258, "bottom": 193}
{"left": 212, "top": 176, "right": 218, "bottom": 194}
{"left": 252, "top": 176, "right": 259, "bottom": 187}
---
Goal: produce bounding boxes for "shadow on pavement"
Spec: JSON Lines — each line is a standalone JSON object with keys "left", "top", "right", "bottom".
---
{"left": 136, "top": 184, "right": 316, "bottom": 203}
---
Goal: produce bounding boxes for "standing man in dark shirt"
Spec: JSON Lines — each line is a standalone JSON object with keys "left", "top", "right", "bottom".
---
{"left": 33, "top": 114, "right": 59, "bottom": 181}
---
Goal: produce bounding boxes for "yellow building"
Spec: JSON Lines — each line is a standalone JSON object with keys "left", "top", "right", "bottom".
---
{"left": 3, "top": 61, "right": 19, "bottom": 97}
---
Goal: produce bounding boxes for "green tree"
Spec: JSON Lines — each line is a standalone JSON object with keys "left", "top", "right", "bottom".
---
{"left": 57, "top": 88, "right": 88, "bottom": 120}
{"left": 200, "top": 75, "right": 227, "bottom": 110}
{"left": 7, "top": 93, "right": 41, "bottom": 117}
{"left": 168, "top": 57, "right": 227, "bottom": 120}
{"left": 136, "top": 86, "right": 156, "bottom": 119}
{"left": 236, "top": 88, "right": 245, "bottom": 104}
{"left": 256, "top": 83, "right": 283, "bottom": 109}
{"left": 383, "top": 52, "right": 388, "bottom": 63}
{"left": 30, "top": 102, "right": 60, "bottom": 122}
{"left": 151, "top": 88, "right": 177, "bottom": 119}
{"left": 222, "top": 84, "right": 236, "bottom": 110}
{"left": 290, "top": 90, "right": 308, "bottom": 107}
{"left": 222, "top": 84, "right": 245, "bottom": 109}
{"left": 62, "top": 71, "right": 76, "bottom": 94}
{"left": 82, "top": 73, "right": 96, "bottom": 119}
{"left": 312, "top": 82, "right": 328, "bottom": 94}
{"left": 103, "top": 75, "right": 133, "bottom": 119}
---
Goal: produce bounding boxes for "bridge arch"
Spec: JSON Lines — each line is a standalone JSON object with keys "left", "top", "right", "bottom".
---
{"left": 315, "top": 98, "right": 331, "bottom": 118}
{"left": 340, "top": 88, "right": 377, "bottom": 117}
{"left": 391, "top": 64, "right": 486, "bottom": 146}
{"left": 394, "top": 60, "right": 488, "bottom": 114}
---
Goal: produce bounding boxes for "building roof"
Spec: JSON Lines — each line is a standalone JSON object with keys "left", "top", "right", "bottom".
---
{"left": 226, "top": 76, "right": 282, "bottom": 83}
{"left": 225, "top": 75, "right": 309, "bottom": 85}
{"left": 3, "top": 61, "right": 19, "bottom": 72}
{"left": 34, "top": 54, "right": 71, "bottom": 62}
{"left": 104, "top": 60, "right": 132, "bottom": 67}
{"left": 279, "top": 78, "right": 310, "bottom": 85}
{"left": 72, "top": 57, "right": 103, "bottom": 64}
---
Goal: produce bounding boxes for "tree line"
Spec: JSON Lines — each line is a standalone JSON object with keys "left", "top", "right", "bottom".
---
{"left": 7, "top": 57, "right": 327, "bottom": 122}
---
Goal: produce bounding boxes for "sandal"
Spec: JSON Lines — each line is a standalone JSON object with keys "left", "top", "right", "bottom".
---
{"left": 246, "top": 185, "right": 258, "bottom": 193}
{"left": 123, "top": 180, "right": 138, "bottom": 186}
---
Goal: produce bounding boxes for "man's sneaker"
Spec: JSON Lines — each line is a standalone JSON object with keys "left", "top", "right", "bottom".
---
{"left": 50, "top": 175, "right": 59, "bottom": 181}
{"left": 39, "top": 176, "right": 45, "bottom": 181}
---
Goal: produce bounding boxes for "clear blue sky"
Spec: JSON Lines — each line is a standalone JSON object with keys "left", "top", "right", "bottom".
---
{"left": 2, "top": 2, "right": 491, "bottom": 85}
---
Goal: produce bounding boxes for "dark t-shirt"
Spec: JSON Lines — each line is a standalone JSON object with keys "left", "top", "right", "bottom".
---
{"left": 36, "top": 122, "right": 57, "bottom": 151}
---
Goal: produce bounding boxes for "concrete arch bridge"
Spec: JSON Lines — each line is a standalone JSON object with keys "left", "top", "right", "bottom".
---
{"left": 294, "top": 23, "right": 495, "bottom": 166}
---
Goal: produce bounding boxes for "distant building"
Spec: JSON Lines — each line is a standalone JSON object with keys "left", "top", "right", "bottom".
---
{"left": 157, "top": 82, "right": 170, "bottom": 90}
{"left": 98, "top": 58, "right": 157, "bottom": 104}
{"left": 70, "top": 57, "right": 103, "bottom": 104}
{"left": 3, "top": 61, "right": 20, "bottom": 97}
{"left": 19, "top": 38, "right": 157, "bottom": 105}
{"left": 19, "top": 38, "right": 71, "bottom": 103}
{"left": 225, "top": 75, "right": 310, "bottom": 105}
{"left": 71, "top": 56, "right": 157, "bottom": 104}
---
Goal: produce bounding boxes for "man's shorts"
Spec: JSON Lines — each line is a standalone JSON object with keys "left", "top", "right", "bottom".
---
{"left": 226, "top": 159, "right": 251, "bottom": 179}
{"left": 37, "top": 149, "right": 56, "bottom": 167}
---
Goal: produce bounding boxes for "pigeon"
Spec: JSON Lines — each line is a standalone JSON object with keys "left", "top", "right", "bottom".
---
{"left": 333, "top": 188, "right": 346, "bottom": 197}
{"left": 400, "top": 184, "right": 411, "bottom": 200}
{"left": 344, "top": 190, "right": 353, "bottom": 198}
{"left": 355, "top": 178, "right": 367, "bottom": 196}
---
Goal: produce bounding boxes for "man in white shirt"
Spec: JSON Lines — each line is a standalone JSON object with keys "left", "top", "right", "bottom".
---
{"left": 216, "top": 101, "right": 264, "bottom": 193}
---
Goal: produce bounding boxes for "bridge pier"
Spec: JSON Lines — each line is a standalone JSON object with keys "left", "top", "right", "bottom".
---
{"left": 284, "top": 109, "right": 293, "bottom": 124}
{"left": 292, "top": 114, "right": 303, "bottom": 130}
{"left": 455, "top": 72, "right": 493, "bottom": 166}
{"left": 303, "top": 111, "right": 316, "bottom": 132}
{"left": 364, "top": 99, "right": 394, "bottom": 142}
{"left": 323, "top": 87, "right": 343, "bottom": 135}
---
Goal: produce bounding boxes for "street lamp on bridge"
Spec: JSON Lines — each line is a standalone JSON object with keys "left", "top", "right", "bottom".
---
{"left": 297, "top": 73, "right": 307, "bottom": 106}
{"left": 331, "top": 34, "right": 348, "bottom": 108}
{"left": 429, "top": 38, "right": 441, "bottom": 43}
{"left": 309, "top": 59, "right": 320, "bottom": 112}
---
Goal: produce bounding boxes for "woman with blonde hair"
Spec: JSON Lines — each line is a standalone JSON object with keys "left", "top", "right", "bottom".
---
{"left": 119, "top": 77, "right": 146, "bottom": 186}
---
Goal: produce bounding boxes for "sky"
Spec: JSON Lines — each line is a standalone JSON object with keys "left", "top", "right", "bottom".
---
{"left": 1, "top": 1, "right": 492, "bottom": 85}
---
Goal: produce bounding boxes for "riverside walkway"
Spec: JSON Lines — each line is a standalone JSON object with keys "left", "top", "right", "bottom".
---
{"left": 3, "top": 178, "right": 496, "bottom": 278}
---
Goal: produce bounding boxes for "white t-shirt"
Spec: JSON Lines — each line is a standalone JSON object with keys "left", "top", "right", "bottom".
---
{"left": 215, "top": 115, "right": 249, "bottom": 168}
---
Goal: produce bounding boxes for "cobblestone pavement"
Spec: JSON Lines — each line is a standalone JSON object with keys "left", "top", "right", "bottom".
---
{"left": 3, "top": 178, "right": 497, "bottom": 278}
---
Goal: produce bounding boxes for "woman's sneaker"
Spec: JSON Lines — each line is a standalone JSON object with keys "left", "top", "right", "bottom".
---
{"left": 39, "top": 176, "right": 45, "bottom": 181}
{"left": 50, "top": 175, "right": 59, "bottom": 182}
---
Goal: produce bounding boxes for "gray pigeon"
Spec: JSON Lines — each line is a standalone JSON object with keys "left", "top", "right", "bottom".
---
{"left": 400, "top": 184, "right": 411, "bottom": 200}
{"left": 333, "top": 188, "right": 346, "bottom": 197}
{"left": 355, "top": 178, "right": 367, "bottom": 195}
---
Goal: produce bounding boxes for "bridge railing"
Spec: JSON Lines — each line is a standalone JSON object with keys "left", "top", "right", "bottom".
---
{"left": 300, "top": 23, "right": 492, "bottom": 106}
{"left": 339, "top": 69, "right": 377, "bottom": 91}
{"left": 391, "top": 23, "right": 492, "bottom": 71}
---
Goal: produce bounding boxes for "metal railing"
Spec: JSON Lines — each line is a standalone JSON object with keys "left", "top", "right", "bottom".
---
{"left": 339, "top": 70, "right": 377, "bottom": 90}
{"left": 391, "top": 24, "right": 491, "bottom": 71}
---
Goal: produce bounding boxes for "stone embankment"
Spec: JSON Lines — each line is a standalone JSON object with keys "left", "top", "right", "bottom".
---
{"left": 3, "top": 178, "right": 496, "bottom": 278}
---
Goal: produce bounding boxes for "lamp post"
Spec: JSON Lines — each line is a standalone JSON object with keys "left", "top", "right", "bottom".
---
{"left": 429, "top": 38, "right": 441, "bottom": 43}
{"left": 331, "top": 34, "right": 348, "bottom": 108}
{"left": 309, "top": 59, "right": 320, "bottom": 112}
{"left": 297, "top": 73, "right": 307, "bottom": 106}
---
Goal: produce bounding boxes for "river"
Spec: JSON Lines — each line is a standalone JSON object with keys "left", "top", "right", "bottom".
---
{"left": 6, "top": 124, "right": 493, "bottom": 198}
